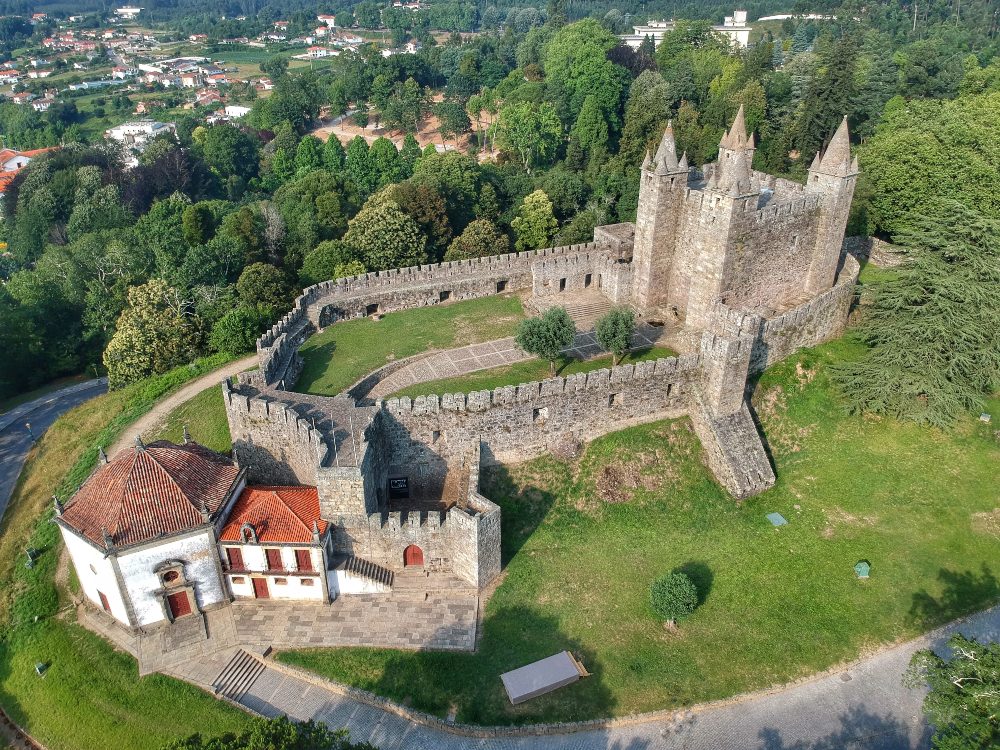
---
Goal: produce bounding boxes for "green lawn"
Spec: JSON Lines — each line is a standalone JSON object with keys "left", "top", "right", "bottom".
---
{"left": 278, "top": 337, "right": 1000, "bottom": 725}
{"left": 150, "top": 384, "right": 232, "bottom": 454}
{"left": 295, "top": 294, "right": 526, "bottom": 396}
{"left": 0, "top": 355, "right": 251, "bottom": 750}
{"left": 390, "top": 346, "right": 678, "bottom": 400}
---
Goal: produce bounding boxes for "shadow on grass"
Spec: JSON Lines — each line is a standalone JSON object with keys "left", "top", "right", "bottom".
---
{"left": 365, "top": 606, "right": 615, "bottom": 726}
{"left": 908, "top": 565, "right": 1000, "bottom": 629}
{"left": 295, "top": 339, "right": 337, "bottom": 393}
{"left": 755, "top": 703, "right": 925, "bottom": 749}
{"left": 674, "top": 561, "right": 714, "bottom": 608}
{"left": 480, "top": 463, "right": 557, "bottom": 566}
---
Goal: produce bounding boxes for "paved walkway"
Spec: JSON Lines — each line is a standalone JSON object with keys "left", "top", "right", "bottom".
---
{"left": 212, "top": 604, "right": 1000, "bottom": 749}
{"left": 0, "top": 378, "right": 107, "bottom": 522}
{"left": 367, "top": 327, "right": 669, "bottom": 400}
{"left": 107, "top": 355, "right": 257, "bottom": 457}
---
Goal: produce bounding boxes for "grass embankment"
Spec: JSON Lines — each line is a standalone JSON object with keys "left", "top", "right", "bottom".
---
{"left": 295, "top": 294, "right": 526, "bottom": 396}
{"left": 390, "top": 346, "right": 678, "bottom": 400}
{"left": 150, "top": 384, "right": 233, "bottom": 454}
{"left": 0, "top": 354, "right": 250, "bottom": 750}
{"left": 278, "top": 337, "right": 1000, "bottom": 725}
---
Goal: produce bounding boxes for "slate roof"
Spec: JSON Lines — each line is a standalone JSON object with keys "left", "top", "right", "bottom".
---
{"left": 220, "top": 486, "right": 327, "bottom": 544}
{"left": 61, "top": 440, "right": 239, "bottom": 549}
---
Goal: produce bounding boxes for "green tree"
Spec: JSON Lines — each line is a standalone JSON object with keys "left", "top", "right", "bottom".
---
{"left": 259, "top": 55, "right": 289, "bottom": 81}
{"left": 400, "top": 132, "right": 422, "bottom": 172}
{"left": 905, "top": 634, "right": 1000, "bottom": 750}
{"left": 444, "top": 218, "right": 509, "bottom": 261}
{"left": 323, "top": 136, "right": 346, "bottom": 171}
{"left": 595, "top": 306, "right": 635, "bottom": 365}
{"left": 201, "top": 124, "right": 259, "bottom": 182}
{"left": 434, "top": 100, "right": 471, "bottom": 143}
{"left": 515, "top": 306, "right": 576, "bottom": 375}
{"left": 795, "top": 32, "right": 860, "bottom": 162}
{"left": 344, "top": 195, "right": 428, "bottom": 270}
{"left": 181, "top": 203, "right": 216, "bottom": 246}
{"left": 649, "top": 572, "right": 698, "bottom": 628}
{"left": 389, "top": 182, "right": 452, "bottom": 259}
{"left": 569, "top": 94, "right": 610, "bottom": 167}
{"left": 345, "top": 136, "right": 376, "bottom": 197}
{"left": 369, "top": 137, "right": 404, "bottom": 188}
{"left": 103, "top": 279, "right": 203, "bottom": 389}
{"left": 835, "top": 202, "right": 1000, "bottom": 427}
{"left": 209, "top": 304, "right": 275, "bottom": 356}
{"left": 164, "top": 715, "right": 377, "bottom": 749}
{"left": 512, "top": 190, "right": 557, "bottom": 251}
{"left": 295, "top": 135, "right": 324, "bottom": 174}
{"left": 299, "top": 240, "right": 364, "bottom": 286}
{"left": 236, "top": 262, "right": 291, "bottom": 310}
{"left": 495, "top": 101, "right": 562, "bottom": 173}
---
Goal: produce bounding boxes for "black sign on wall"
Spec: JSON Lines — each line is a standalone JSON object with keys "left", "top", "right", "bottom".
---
{"left": 388, "top": 477, "right": 409, "bottom": 500}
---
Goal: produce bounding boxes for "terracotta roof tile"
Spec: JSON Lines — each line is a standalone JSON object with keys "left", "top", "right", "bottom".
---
{"left": 220, "top": 486, "right": 327, "bottom": 544}
{"left": 61, "top": 441, "right": 239, "bottom": 549}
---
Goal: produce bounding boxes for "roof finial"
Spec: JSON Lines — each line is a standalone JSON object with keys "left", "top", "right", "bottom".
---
{"left": 641, "top": 148, "right": 651, "bottom": 171}
{"left": 53, "top": 495, "right": 64, "bottom": 516}
{"left": 312, "top": 520, "right": 321, "bottom": 543}
{"left": 134, "top": 434, "right": 145, "bottom": 452}
{"left": 182, "top": 424, "right": 191, "bottom": 444}
{"left": 98, "top": 446, "right": 109, "bottom": 464}
{"left": 200, "top": 498, "right": 210, "bottom": 523}
{"left": 101, "top": 526, "right": 114, "bottom": 549}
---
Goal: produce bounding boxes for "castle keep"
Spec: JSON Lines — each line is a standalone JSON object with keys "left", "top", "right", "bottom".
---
{"left": 60, "top": 109, "right": 859, "bottom": 659}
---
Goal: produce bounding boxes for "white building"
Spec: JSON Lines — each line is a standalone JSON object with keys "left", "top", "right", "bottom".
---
{"left": 622, "top": 9, "right": 752, "bottom": 50}
{"left": 56, "top": 438, "right": 338, "bottom": 630}
{"left": 224, "top": 104, "right": 251, "bottom": 118}
{"left": 115, "top": 7, "right": 143, "bottom": 20}
{"left": 105, "top": 119, "right": 177, "bottom": 166}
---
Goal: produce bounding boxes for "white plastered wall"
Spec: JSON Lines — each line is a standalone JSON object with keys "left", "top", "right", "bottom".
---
{"left": 60, "top": 525, "right": 131, "bottom": 626}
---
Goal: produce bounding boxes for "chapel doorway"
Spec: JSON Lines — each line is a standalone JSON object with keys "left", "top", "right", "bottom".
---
{"left": 167, "top": 591, "right": 192, "bottom": 619}
{"left": 252, "top": 577, "right": 270, "bottom": 599}
{"left": 403, "top": 545, "right": 424, "bottom": 568}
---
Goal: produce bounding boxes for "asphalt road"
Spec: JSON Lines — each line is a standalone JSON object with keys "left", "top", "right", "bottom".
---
{"left": 0, "top": 378, "right": 107, "bottom": 523}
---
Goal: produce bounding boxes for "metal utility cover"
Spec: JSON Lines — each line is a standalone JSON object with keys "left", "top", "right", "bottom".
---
{"left": 501, "top": 651, "right": 583, "bottom": 704}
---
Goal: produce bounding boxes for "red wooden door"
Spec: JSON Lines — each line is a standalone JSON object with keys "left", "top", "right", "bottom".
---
{"left": 98, "top": 591, "right": 111, "bottom": 613}
{"left": 226, "top": 547, "right": 244, "bottom": 570}
{"left": 252, "top": 577, "right": 269, "bottom": 599}
{"left": 295, "top": 549, "right": 313, "bottom": 572}
{"left": 265, "top": 548, "right": 282, "bottom": 571}
{"left": 403, "top": 545, "right": 424, "bottom": 567}
{"left": 167, "top": 591, "right": 192, "bottom": 619}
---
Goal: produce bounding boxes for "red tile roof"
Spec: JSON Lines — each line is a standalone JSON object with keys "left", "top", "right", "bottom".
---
{"left": 61, "top": 441, "right": 239, "bottom": 549}
{"left": 220, "top": 486, "right": 327, "bottom": 544}
{"left": 21, "top": 146, "right": 59, "bottom": 158}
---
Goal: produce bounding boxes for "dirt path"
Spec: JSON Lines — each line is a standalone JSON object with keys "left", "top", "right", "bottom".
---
{"left": 107, "top": 355, "right": 257, "bottom": 458}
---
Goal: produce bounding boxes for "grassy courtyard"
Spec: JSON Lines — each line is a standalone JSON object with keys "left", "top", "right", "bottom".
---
{"left": 295, "top": 294, "right": 526, "bottom": 396}
{"left": 390, "top": 345, "right": 678, "bottom": 400}
{"left": 278, "top": 337, "right": 1000, "bottom": 725}
{"left": 150, "top": 384, "right": 232, "bottom": 454}
{"left": 0, "top": 356, "right": 251, "bottom": 750}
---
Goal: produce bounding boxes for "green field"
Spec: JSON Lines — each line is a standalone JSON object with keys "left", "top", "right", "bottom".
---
{"left": 390, "top": 346, "right": 678, "bottom": 400}
{"left": 279, "top": 338, "right": 1000, "bottom": 725}
{"left": 0, "top": 355, "right": 251, "bottom": 750}
{"left": 295, "top": 294, "right": 526, "bottom": 396}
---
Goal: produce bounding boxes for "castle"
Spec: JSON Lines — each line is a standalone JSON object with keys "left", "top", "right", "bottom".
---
{"left": 58, "top": 108, "right": 859, "bottom": 650}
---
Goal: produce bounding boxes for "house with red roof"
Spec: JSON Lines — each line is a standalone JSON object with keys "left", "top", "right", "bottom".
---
{"left": 55, "top": 434, "right": 342, "bottom": 631}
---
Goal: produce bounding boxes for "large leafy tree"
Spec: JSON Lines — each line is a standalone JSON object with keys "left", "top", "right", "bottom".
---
{"left": 165, "top": 715, "right": 377, "bottom": 750}
{"left": 515, "top": 306, "right": 576, "bottom": 375}
{"left": 905, "top": 634, "right": 1000, "bottom": 750}
{"left": 495, "top": 101, "right": 562, "bottom": 173}
{"left": 835, "top": 202, "right": 1000, "bottom": 427}
{"left": 344, "top": 194, "right": 428, "bottom": 271}
{"left": 595, "top": 306, "right": 636, "bottom": 365}
{"left": 512, "top": 189, "right": 558, "bottom": 251}
{"left": 236, "top": 262, "right": 291, "bottom": 310}
{"left": 200, "top": 124, "right": 259, "bottom": 182}
{"left": 103, "top": 279, "right": 203, "bottom": 389}
{"left": 444, "top": 218, "right": 509, "bottom": 261}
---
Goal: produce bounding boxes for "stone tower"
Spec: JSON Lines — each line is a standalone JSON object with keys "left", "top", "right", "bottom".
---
{"left": 805, "top": 116, "right": 859, "bottom": 293}
{"left": 631, "top": 120, "right": 689, "bottom": 316}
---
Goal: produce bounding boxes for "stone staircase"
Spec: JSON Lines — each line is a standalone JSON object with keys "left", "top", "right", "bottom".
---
{"left": 340, "top": 555, "right": 395, "bottom": 589}
{"left": 532, "top": 291, "right": 613, "bottom": 330}
{"left": 212, "top": 648, "right": 267, "bottom": 703}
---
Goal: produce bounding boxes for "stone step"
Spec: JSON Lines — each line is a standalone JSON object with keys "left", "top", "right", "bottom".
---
{"left": 342, "top": 555, "right": 394, "bottom": 589}
{"left": 212, "top": 648, "right": 267, "bottom": 703}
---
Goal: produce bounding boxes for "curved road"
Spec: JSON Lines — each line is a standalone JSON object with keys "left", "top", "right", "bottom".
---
{"left": 0, "top": 378, "right": 108, "bottom": 522}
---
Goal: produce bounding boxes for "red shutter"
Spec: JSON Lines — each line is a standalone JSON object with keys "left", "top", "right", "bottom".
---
{"left": 167, "top": 591, "right": 192, "bottom": 619}
{"left": 98, "top": 591, "right": 111, "bottom": 612}
{"left": 265, "top": 548, "right": 282, "bottom": 571}
{"left": 295, "top": 549, "right": 313, "bottom": 572}
{"left": 226, "top": 547, "right": 244, "bottom": 570}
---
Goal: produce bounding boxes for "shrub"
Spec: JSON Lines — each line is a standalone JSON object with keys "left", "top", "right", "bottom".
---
{"left": 650, "top": 571, "right": 698, "bottom": 625}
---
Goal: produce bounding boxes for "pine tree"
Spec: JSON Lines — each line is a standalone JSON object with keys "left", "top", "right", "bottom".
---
{"left": 795, "top": 33, "right": 860, "bottom": 160}
{"left": 835, "top": 202, "right": 1000, "bottom": 427}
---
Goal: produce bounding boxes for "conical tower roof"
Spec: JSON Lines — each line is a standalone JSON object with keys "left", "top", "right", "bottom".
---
{"left": 654, "top": 120, "right": 679, "bottom": 172}
{"left": 816, "top": 116, "right": 855, "bottom": 175}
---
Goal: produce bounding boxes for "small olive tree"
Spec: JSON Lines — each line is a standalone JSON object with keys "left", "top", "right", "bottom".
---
{"left": 650, "top": 571, "right": 698, "bottom": 629}
{"left": 515, "top": 306, "right": 576, "bottom": 375}
{"left": 595, "top": 306, "right": 636, "bottom": 365}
